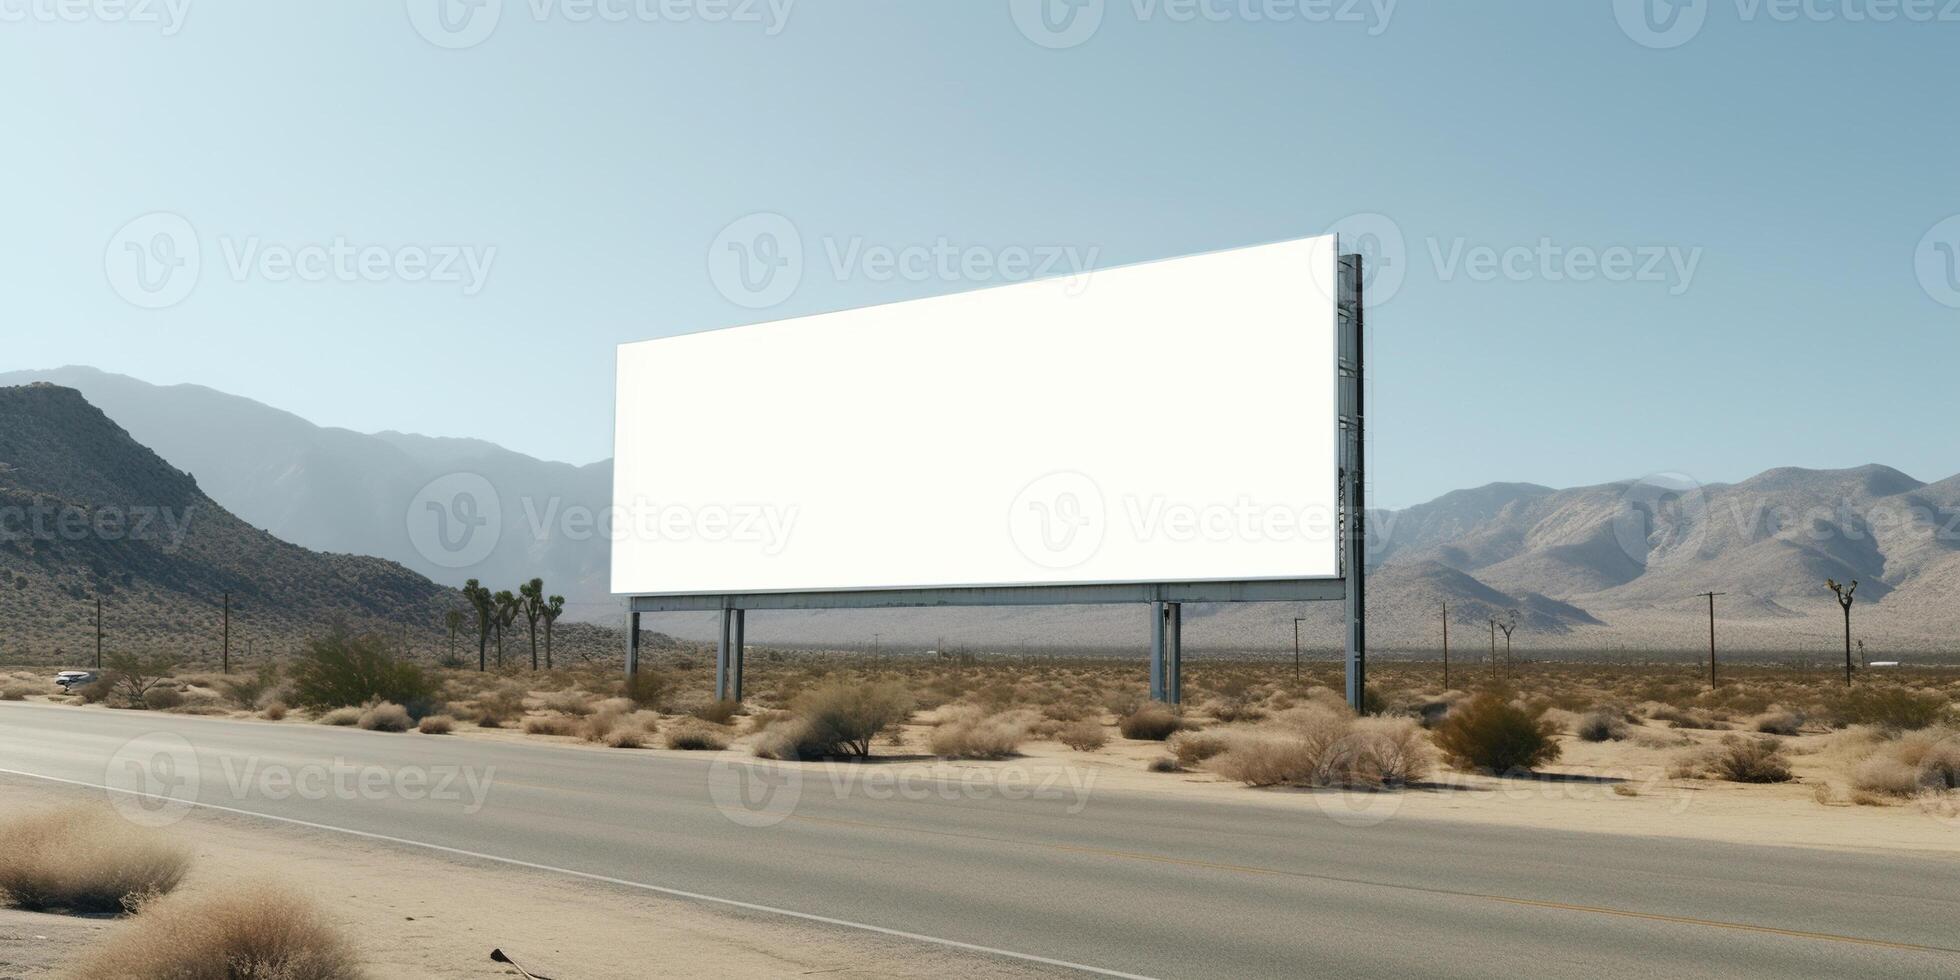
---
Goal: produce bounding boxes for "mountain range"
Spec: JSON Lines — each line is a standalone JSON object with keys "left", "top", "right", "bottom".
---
{"left": 3, "top": 367, "right": 1955, "bottom": 657}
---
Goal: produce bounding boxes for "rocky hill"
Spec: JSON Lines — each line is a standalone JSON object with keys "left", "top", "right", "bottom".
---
{"left": 0, "top": 384, "right": 468, "bottom": 662}
{"left": 4, "top": 370, "right": 1955, "bottom": 660}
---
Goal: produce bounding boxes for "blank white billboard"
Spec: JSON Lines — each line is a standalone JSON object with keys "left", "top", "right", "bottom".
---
{"left": 612, "top": 235, "right": 1340, "bottom": 596}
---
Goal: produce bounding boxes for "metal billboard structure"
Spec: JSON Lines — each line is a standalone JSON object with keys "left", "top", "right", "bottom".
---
{"left": 620, "top": 246, "right": 1367, "bottom": 711}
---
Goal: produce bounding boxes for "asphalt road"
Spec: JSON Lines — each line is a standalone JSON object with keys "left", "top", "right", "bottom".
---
{"left": 3, "top": 701, "right": 1957, "bottom": 979}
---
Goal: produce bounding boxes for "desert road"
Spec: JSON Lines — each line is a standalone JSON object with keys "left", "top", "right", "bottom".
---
{"left": 3, "top": 702, "right": 1957, "bottom": 979}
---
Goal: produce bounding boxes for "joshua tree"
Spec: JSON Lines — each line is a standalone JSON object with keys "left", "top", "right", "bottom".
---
{"left": 542, "top": 594, "right": 564, "bottom": 669}
{"left": 493, "top": 589, "right": 519, "bottom": 669}
{"left": 1489, "top": 611, "right": 1520, "bottom": 674}
{"left": 443, "top": 608, "right": 463, "bottom": 664}
{"left": 1827, "top": 578, "right": 1857, "bottom": 686}
{"left": 519, "top": 578, "right": 545, "bottom": 671}
{"left": 463, "top": 579, "right": 493, "bottom": 672}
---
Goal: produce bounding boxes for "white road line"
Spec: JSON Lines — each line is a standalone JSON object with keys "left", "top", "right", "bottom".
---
{"left": 0, "top": 766, "right": 1159, "bottom": 980}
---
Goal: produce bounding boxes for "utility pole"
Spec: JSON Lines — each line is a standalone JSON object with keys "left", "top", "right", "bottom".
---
{"left": 1488, "top": 617, "right": 1497, "bottom": 680}
{"left": 1290, "top": 618, "right": 1302, "bottom": 683}
{"left": 222, "top": 591, "right": 230, "bottom": 674}
{"left": 94, "top": 596, "right": 103, "bottom": 669}
{"left": 1440, "top": 600, "right": 1450, "bottom": 689}
{"left": 1697, "top": 592, "right": 1724, "bottom": 689}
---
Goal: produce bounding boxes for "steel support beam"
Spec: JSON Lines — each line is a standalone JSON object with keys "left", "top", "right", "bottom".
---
{"left": 715, "top": 608, "right": 745, "bottom": 702}
{"left": 1340, "top": 250, "right": 1367, "bottom": 713}
{"left": 624, "top": 611, "right": 641, "bottom": 679}
{"left": 1149, "top": 601, "right": 1182, "bottom": 704}
{"left": 630, "top": 577, "right": 1340, "bottom": 613}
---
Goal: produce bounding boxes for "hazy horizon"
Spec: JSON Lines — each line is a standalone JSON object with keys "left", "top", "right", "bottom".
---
{"left": 5, "top": 3, "right": 1957, "bottom": 508}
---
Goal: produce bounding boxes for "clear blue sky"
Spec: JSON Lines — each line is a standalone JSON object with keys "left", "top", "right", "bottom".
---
{"left": 4, "top": 1, "right": 1956, "bottom": 507}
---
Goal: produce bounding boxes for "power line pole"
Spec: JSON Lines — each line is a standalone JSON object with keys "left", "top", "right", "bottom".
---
{"left": 1488, "top": 617, "right": 1497, "bottom": 680}
{"left": 94, "top": 596, "right": 103, "bottom": 669}
{"left": 1697, "top": 592, "right": 1724, "bottom": 689}
{"left": 1290, "top": 618, "right": 1301, "bottom": 683}
{"left": 1440, "top": 600, "right": 1450, "bottom": 689}
{"left": 222, "top": 591, "right": 231, "bottom": 674}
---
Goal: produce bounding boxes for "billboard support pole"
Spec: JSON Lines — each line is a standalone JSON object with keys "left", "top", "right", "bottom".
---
{"left": 1339, "top": 251, "right": 1367, "bottom": 714}
{"left": 1168, "top": 601, "right": 1182, "bottom": 705}
{"left": 716, "top": 607, "right": 745, "bottom": 702}
{"left": 1149, "top": 600, "right": 1183, "bottom": 705}
{"left": 625, "top": 611, "right": 641, "bottom": 679}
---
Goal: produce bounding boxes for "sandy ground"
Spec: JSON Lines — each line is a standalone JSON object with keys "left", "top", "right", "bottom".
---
{"left": 413, "top": 708, "right": 1960, "bottom": 859}
{"left": 10, "top": 687, "right": 1960, "bottom": 863}
{"left": 0, "top": 777, "right": 1065, "bottom": 979}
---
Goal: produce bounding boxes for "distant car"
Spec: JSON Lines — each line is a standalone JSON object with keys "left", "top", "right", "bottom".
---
{"left": 53, "top": 670, "right": 98, "bottom": 691}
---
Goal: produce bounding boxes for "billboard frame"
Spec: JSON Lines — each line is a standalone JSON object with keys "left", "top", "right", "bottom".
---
{"left": 623, "top": 247, "right": 1367, "bottom": 711}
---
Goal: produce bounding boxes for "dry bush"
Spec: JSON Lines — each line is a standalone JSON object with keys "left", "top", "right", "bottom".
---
{"left": 356, "top": 701, "right": 413, "bottom": 732}
{"left": 1709, "top": 736, "right": 1795, "bottom": 783}
{"left": 746, "top": 709, "right": 792, "bottom": 732}
{"left": 754, "top": 679, "right": 913, "bottom": 759}
{"left": 70, "top": 881, "right": 361, "bottom": 980}
{"left": 1210, "top": 716, "right": 1432, "bottom": 789}
{"left": 540, "top": 690, "right": 595, "bottom": 717}
{"left": 1541, "top": 707, "right": 1583, "bottom": 735}
{"left": 665, "top": 722, "right": 732, "bottom": 751}
{"left": 471, "top": 687, "right": 526, "bottom": 728}
{"left": 1825, "top": 686, "right": 1951, "bottom": 733}
{"left": 0, "top": 806, "right": 189, "bottom": 914}
{"left": 691, "top": 699, "right": 743, "bottom": 725}
{"left": 261, "top": 701, "right": 289, "bottom": 721}
{"left": 1146, "top": 756, "right": 1181, "bottom": 773}
{"left": 77, "top": 674, "right": 117, "bottom": 704}
{"left": 417, "top": 714, "right": 456, "bottom": 735}
{"left": 143, "top": 685, "right": 186, "bottom": 710}
{"left": 1167, "top": 729, "right": 1233, "bottom": 767}
{"left": 1057, "top": 719, "right": 1108, "bottom": 751}
{"left": 1575, "top": 710, "right": 1630, "bottom": 743}
{"left": 1042, "top": 701, "right": 1093, "bottom": 723}
{"left": 315, "top": 706, "right": 361, "bottom": 726}
{"left": 1851, "top": 729, "right": 1960, "bottom": 797}
{"left": 1118, "top": 703, "right": 1185, "bottom": 741}
{"left": 621, "top": 670, "right": 669, "bottom": 711}
{"left": 1650, "top": 704, "right": 1729, "bottom": 730}
{"left": 521, "top": 714, "right": 578, "bottom": 736}
{"left": 1431, "top": 694, "right": 1562, "bottom": 774}
{"left": 217, "top": 665, "right": 280, "bottom": 709}
{"left": 928, "top": 706, "right": 1028, "bottom": 759}
{"left": 289, "top": 629, "right": 435, "bottom": 717}
{"left": 1673, "top": 735, "right": 1795, "bottom": 783}
{"left": 576, "top": 699, "right": 646, "bottom": 745}
{"left": 1753, "top": 708, "right": 1805, "bottom": 736}
{"left": 0, "top": 681, "right": 37, "bottom": 701}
